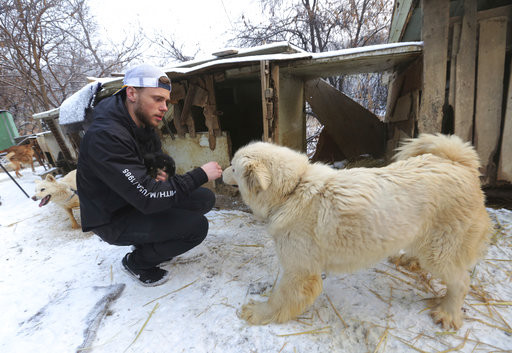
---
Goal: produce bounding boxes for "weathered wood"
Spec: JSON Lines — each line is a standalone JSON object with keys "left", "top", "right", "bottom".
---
{"left": 389, "top": 0, "right": 415, "bottom": 43}
{"left": 384, "top": 70, "right": 405, "bottom": 122}
{"left": 281, "top": 43, "right": 423, "bottom": 78}
{"left": 389, "top": 92, "right": 413, "bottom": 122}
{"left": 305, "top": 78, "right": 386, "bottom": 159}
{"left": 191, "top": 85, "right": 209, "bottom": 107}
{"left": 453, "top": 0, "right": 477, "bottom": 142}
{"left": 260, "top": 60, "right": 270, "bottom": 142}
{"left": 271, "top": 64, "right": 280, "bottom": 143}
{"left": 419, "top": 0, "right": 449, "bottom": 133}
{"left": 474, "top": 17, "right": 507, "bottom": 184}
{"left": 203, "top": 75, "right": 222, "bottom": 150}
{"left": 278, "top": 74, "right": 304, "bottom": 152}
{"left": 180, "top": 84, "right": 197, "bottom": 138}
{"left": 172, "top": 104, "right": 186, "bottom": 137}
{"left": 498, "top": 59, "right": 512, "bottom": 183}
{"left": 169, "top": 82, "right": 186, "bottom": 104}
{"left": 450, "top": 4, "right": 512, "bottom": 24}
{"left": 448, "top": 22, "right": 461, "bottom": 109}
{"left": 311, "top": 130, "right": 346, "bottom": 163}
{"left": 384, "top": 58, "right": 422, "bottom": 123}
{"left": 387, "top": 89, "right": 419, "bottom": 157}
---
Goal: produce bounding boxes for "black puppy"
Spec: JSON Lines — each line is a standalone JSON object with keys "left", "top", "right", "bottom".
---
{"left": 143, "top": 151, "right": 176, "bottom": 179}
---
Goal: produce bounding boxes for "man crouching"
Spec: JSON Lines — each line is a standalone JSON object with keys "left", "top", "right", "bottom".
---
{"left": 77, "top": 64, "right": 222, "bottom": 286}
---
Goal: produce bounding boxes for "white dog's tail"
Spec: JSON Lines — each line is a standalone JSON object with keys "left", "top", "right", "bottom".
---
{"left": 393, "top": 133, "right": 481, "bottom": 171}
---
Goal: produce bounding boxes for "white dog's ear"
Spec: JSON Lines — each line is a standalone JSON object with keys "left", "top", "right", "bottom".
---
{"left": 45, "top": 174, "right": 56, "bottom": 182}
{"left": 244, "top": 160, "right": 271, "bottom": 191}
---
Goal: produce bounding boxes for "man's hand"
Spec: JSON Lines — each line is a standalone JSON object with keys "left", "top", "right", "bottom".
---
{"left": 201, "top": 161, "right": 223, "bottom": 181}
{"left": 155, "top": 169, "right": 168, "bottom": 182}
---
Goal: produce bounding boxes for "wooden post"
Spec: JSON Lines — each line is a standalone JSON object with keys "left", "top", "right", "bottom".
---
{"left": 498, "top": 59, "right": 512, "bottom": 183}
{"left": 419, "top": 0, "right": 449, "bottom": 133}
{"left": 271, "top": 64, "right": 279, "bottom": 143}
{"left": 454, "top": 0, "right": 477, "bottom": 142}
{"left": 474, "top": 17, "right": 507, "bottom": 184}
{"left": 260, "top": 60, "right": 273, "bottom": 142}
{"left": 203, "top": 74, "right": 222, "bottom": 150}
{"left": 181, "top": 84, "right": 197, "bottom": 138}
{"left": 173, "top": 104, "right": 186, "bottom": 138}
{"left": 448, "top": 22, "right": 461, "bottom": 109}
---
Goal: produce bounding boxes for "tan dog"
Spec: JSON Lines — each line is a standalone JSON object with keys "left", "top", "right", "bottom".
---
{"left": 2, "top": 144, "right": 35, "bottom": 178}
{"left": 222, "top": 134, "right": 490, "bottom": 330}
{"left": 32, "top": 170, "right": 80, "bottom": 229}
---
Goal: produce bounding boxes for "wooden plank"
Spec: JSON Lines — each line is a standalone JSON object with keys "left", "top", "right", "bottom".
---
{"left": 278, "top": 74, "right": 305, "bottom": 152}
{"left": 384, "top": 58, "right": 422, "bottom": 123}
{"left": 260, "top": 60, "right": 270, "bottom": 142}
{"left": 271, "top": 64, "right": 280, "bottom": 143}
{"left": 450, "top": 5, "right": 512, "bottom": 24}
{"left": 389, "top": 0, "right": 415, "bottom": 43}
{"left": 498, "top": 60, "right": 512, "bottom": 183}
{"left": 305, "top": 78, "right": 386, "bottom": 159}
{"left": 474, "top": 17, "right": 507, "bottom": 184}
{"left": 280, "top": 43, "right": 423, "bottom": 78}
{"left": 169, "top": 82, "right": 186, "bottom": 104}
{"left": 454, "top": 0, "right": 477, "bottom": 142}
{"left": 448, "top": 22, "right": 461, "bottom": 109}
{"left": 384, "top": 70, "right": 405, "bottom": 122}
{"left": 389, "top": 93, "right": 412, "bottom": 122}
{"left": 172, "top": 104, "right": 186, "bottom": 137}
{"left": 418, "top": 0, "right": 449, "bottom": 133}
{"left": 180, "top": 84, "right": 197, "bottom": 138}
{"left": 203, "top": 74, "right": 222, "bottom": 150}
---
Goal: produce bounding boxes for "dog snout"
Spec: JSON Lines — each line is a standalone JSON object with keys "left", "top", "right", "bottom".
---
{"left": 31, "top": 195, "right": 37, "bottom": 201}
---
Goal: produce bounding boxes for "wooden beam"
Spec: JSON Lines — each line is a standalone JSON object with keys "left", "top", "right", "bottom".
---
{"left": 498, "top": 60, "right": 512, "bottom": 183}
{"left": 474, "top": 17, "right": 507, "bottom": 184}
{"left": 448, "top": 22, "right": 461, "bottom": 110}
{"left": 453, "top": 0, "right": 477, "bottom": 142}
{"left": 305, "top": 78, "right": 386, "bottom": 159}
{"left": 180, "top": 84, "right": 197, "bottom": 138}
{"left": 271, "top": 64, "right": 280, "bottom": 144}
{"left": 260, "top": 60, "right": 270, "bottom": 142}
{"left": 384, "top": 58, "right": 422, "bottom": 123}
{"left": 203, "top": 74, "right": 222, "bottom": 150}
{"left": 389, "top": 0, "right": 415, "bottom": 43}
{"left": 418, "top": 0, "right": 449, "bottom": 133}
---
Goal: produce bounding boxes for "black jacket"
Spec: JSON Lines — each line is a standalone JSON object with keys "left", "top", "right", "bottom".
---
{"left": 76, "top": 92, "right": 208, "bottom": 234}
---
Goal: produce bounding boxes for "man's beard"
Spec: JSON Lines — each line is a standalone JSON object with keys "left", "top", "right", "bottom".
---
{"left": 134, "top": 105, "right": 152, "bottom": 128}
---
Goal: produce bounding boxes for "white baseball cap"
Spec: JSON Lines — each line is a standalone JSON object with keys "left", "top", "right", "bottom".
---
{"left": 122, "top": 64, "right": 171, "bottom": 91}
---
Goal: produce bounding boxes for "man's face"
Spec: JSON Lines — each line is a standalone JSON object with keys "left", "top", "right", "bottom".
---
{"left": 132, "top": 87, "right": 170, "bottom": 128}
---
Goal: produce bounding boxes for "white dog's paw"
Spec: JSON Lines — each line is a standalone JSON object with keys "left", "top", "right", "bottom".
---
{"left": 239, "top": 300, "right": 274, "bottom": 325}
{"left": 430, "top": 306, "right": 462, "bottom": 330}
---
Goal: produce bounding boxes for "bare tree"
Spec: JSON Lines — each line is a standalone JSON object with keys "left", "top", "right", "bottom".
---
{"left": 232, "top": 0, "right": 391, "bottom": 53}
{"left": 145, "top": 33, "right": 197, "bottom": 65}
{"left": 0, "top": 0, "right": 142, "bottom": 130}
{"left": 231, "top": 0, "right": 392, "bottom": 116}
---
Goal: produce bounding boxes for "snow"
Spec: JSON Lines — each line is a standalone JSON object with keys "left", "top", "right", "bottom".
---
{"left": 1, "top": 166, "right": 512, "bottom": 353}
{"left": 59, "top": 82, "right": 102, "bottom": 126}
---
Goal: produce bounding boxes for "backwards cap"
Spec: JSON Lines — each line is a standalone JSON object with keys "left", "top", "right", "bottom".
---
{"left": 122, "top": 64, "right": 171, "bottom": 91}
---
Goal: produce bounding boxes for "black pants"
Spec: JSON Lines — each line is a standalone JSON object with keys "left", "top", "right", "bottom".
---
{"left": 93, "top": 187, "right": 215, "bottom": 269}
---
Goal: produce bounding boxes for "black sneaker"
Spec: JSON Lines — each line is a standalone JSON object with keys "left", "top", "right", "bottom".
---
{"left": 121, "top": 253, "right": 170, "bottom": 287}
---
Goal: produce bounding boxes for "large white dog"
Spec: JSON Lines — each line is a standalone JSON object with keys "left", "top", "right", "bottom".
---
{"left": 222, "top": 134, "right": 490, "bottom": 330}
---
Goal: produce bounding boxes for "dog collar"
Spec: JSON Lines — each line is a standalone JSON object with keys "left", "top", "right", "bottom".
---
{"left": 65, "top": 188, "right": 78, "bottom": 202}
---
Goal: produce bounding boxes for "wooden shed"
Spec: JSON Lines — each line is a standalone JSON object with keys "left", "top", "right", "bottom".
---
{"left": 91, "top": 42, "right": 422, "bottom": 178}
{"left": 387, "top": 0, "right": 512, "bottom": 190}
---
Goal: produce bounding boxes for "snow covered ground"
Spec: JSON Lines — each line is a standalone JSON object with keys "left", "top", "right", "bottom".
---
{"left": 1, "top": 166, "right": 512, "bottom": 353}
